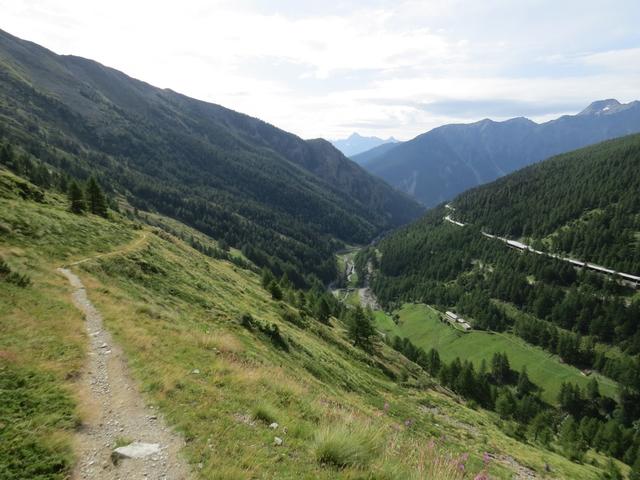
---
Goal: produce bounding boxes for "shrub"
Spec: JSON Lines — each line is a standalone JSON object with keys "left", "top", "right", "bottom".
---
{"left": 6, "top": 271, "right": 31, "bottom": 287}
{"left": 239, "top": 312, "right": 289, "bottom": 351}
{"left": 267, "top": 280, "right": 283, "bottom": 300}
{"left": 239, "top": 312, "right": 255, "bottom": 329}
{"left": 0, "top": 260, "right": 30, "bottom": 287}
{"left": 263, "top": 323, "right": 289, "bottom": 351}
{"left": 280, "top": 307, "right": 307, "bottom": 329}
{"left": 315, "top": 422, "right": 382, "bottom": 469}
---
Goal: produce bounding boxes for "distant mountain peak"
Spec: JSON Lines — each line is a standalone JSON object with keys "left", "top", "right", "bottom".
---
{"left": 578, "top": 99, "right": 623, "bottom": 116}
{"left": 331, "top": 132, "right": 399, "bottom": 157}
{"left": 345, "top": 132, "right": 398, "bottom": 142}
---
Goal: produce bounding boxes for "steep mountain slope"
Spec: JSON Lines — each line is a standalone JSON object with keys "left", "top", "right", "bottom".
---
{"left": 330, "top": 132, "right": 398, "bottom": 157}
{"left": 454, "top": 134, "right": 640, "bottom": 274}
{"left": 350, "top": 141, "right": 402, "bottom": 165}
{"left": 365, "top": 99, "right": 640, "bottom": 206}
{"left": 0, "top": 167, "right": 617, "bottom": 480}
{"left": 370, "top": 135, "right": 640, "bottom": 474}
{"left": 0, "top": 29, "right": 422, "bottom": 283}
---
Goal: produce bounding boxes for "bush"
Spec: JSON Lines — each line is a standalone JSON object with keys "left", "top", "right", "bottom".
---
{"left": 280, "top": 307, "right": 307, "bottom": 329}
{"left": 239, "top": 313, "right": 289, "bottom": 351}
{"left": 239, "top": 312, "right": 255, "bottom": 329}
{"left": 0, "top": 260, "right": 30, "bottom": 287}
{"left": 315, "top": 423, "right": 382, "bottom": 469}
{"left": 267, "top": 280, "right": 283, "bottom": 300}
{"left": 263, "top": 323, "right": 289, "bottom": 351}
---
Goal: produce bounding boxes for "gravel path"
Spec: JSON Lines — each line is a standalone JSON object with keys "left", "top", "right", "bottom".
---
{"left": 58, "top": 267, "right": 191, "bottom": 480}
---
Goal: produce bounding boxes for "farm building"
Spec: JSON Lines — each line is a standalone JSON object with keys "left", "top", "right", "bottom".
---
{"left": 444, "top": 311, "right": 472, "bottom": 331}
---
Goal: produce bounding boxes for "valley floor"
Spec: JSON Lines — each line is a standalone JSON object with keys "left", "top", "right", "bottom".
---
{"left": 373, "top": 303, "right": 618, "bottom": 404}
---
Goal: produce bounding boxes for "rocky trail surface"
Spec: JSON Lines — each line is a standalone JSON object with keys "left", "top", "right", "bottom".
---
{"left": 58, "top": 243, "right": 191, "bottom": 479}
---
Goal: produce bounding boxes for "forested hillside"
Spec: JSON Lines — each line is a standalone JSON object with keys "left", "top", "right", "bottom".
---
{"left": 454, "top": 134, "right": 640, "bottom": 274}
{"left": 370, "top": 135, "right": 640, "bottom": 473}
{"left": 0, "top": 29, "right": 422, "bottom": 285}
{"left": 364, "top": 99, "right": 640, "bottom": 207}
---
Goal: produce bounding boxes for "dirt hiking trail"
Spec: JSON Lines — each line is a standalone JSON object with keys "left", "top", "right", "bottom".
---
{"left": 58, "top": 236, "right": 191, "bottom": 479}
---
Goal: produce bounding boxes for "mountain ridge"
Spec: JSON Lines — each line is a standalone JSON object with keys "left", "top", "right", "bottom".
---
{"left": 0, "top": 28, "right": 423, "bottom": 284}
{"left": 364, "top": 99, "right": 640, "bottom": 206}
{"left": 331, "top": 132, "right": 398, "bottom": 157}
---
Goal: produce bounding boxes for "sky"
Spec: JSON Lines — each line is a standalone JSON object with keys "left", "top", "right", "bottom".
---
{"left": 1, "top": 0, "right": 639, "bottom": 140}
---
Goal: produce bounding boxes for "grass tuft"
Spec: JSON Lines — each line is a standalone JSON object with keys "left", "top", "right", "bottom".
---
{"left": 114, "top": 436, "right": 133, "bottom": 448}
{"left": 252, "top": 402, "right": 279, "bottom": 425}
{"left": 314, "top": 422, "right": 383, "bottom": 469}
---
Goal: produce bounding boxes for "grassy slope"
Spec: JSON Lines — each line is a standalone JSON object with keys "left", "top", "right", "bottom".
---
{"left": 0, "top": 169, "right": 616, "bottom": 479}
{"left": 0, "top": 170, "right": 136, "bottom": 479}
{"left": 374, "top": 304, "right": 618, "bottom": 404}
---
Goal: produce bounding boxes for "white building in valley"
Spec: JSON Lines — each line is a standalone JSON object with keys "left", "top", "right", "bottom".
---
{"left": 444, "top": 310, "right": 471, "bottom": 331}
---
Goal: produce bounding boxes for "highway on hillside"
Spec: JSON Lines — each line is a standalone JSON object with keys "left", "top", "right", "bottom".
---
{"left": 443, "top": 204, "right": 640, "bottom": 287}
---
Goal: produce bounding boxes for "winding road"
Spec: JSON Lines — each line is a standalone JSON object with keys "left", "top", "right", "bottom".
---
{"left": 444, "top": 205, "right": 640, "bottom": 287}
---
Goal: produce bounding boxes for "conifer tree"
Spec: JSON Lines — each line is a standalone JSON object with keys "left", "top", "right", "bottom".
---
{"left": 261, "top": 268, "right": 275, "bottom": 289}
{"left": 426, "top": 348, "right": 441, "bottom": 376}
{"left": 315, "top": 296, "right": 331, "bottom": 324}
{"left": 495, "top": 389, "right": 516, "bottom": 418}
{"left": 587, "top": 378, "right": 600, "bottom": 401}
{"left": 516, "top": 367, "right": 535, "bottom": 397}
{"left": 68, "top": 181, "right": 86, "bottom": 214}
{"left": 491, "top": 352, "right": 511, "bottom": 385}
{"left": 528, "top": 411, "right": 554, "bottom": 444}
{"left": 348, "top": 306, "right": 376, "bottom": 351}
{"left": 85, "top": 176, "right": 108, "bottom": 217}
{"left": 0, "top": 142, "right": 14, "bottom": 167}
{"left": 267, "top": 280, "right": 283, "bottom": 300}
{"left": 559, "top": 416, "right": 586, "bottom": 461}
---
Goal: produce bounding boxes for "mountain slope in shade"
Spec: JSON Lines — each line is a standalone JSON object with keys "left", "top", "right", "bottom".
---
{"left": 331, "top": 132, "right": 398, "bottom": 157}
{"left": 350, "top": 141, "right": 402, "bottom": 165}
{"left": 0, "top": 28, "right": 423, "bottom": 283}
{"left": 365, "top": 100, "right": 640, "bottom": 206}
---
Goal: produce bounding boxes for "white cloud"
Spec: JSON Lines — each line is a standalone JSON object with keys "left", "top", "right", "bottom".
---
{"left": 1, "top": 0, "right": 639, "bottom": 140}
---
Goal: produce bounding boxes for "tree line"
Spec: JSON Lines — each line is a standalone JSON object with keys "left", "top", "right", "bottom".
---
{"left": 390, "top": 336, "right": 640, "bottom": 475}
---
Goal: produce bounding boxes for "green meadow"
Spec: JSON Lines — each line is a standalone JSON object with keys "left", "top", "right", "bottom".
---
{"left": 375, "top": 303, "right": 618, "bottom": 404}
